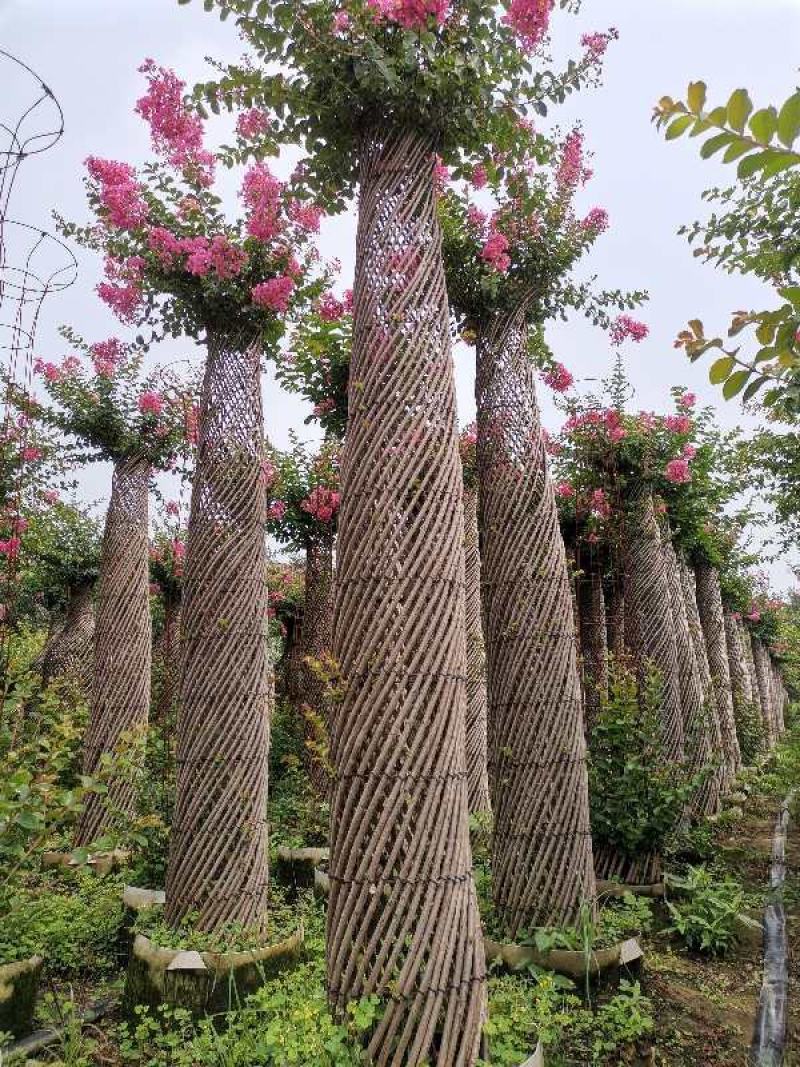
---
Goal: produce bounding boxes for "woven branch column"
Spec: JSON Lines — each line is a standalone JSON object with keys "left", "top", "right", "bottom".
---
{"left": 154, "top": 590, "right": 182, "bottom": 727}
{"left": 751, "top": 635, "right": 775, "bottom": 747}
{"left": 724, "top": 612, "right": 752, "bottom": 754}
{"left": 40, "top": 578, "right": 95, "bottom": 689}
{"left": 463, "top": 486, "right": 491, "bottom": 815}
{"left": 165, "top": 331, "right": 271, "bottom": 933}
{"left": 75, "top": 455, "right": 151, "bottom": 847}
{"left": 769, "top": 657, "right": 786, "bottom": 737}
{"left": 662, "top": 535, "right": 713, "bottom": 813}
{"left": 576, "top": 551, "right": 608, "bottom": 731}
{"left": 740, "top": 619, "right": 760, "bottom": 715}
{"left": 605, "top": 574, "right": 626, "bottom": 658}
{"left": 299, "top": 533, "right": 335, "bottom": 795}
{"left": 621, "top": 486, "right": 684, "bottom": 764}
{"left": 694, "top": 562, "right": 741, "bottom": 783}
{"left": 327, "top": 128, "right": 485, "bottom": 1066}
{"left": 476, "top": 309, "right": 594, "bottom": 934}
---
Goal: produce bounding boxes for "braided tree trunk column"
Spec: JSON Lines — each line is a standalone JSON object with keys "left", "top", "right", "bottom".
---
{"left": 463, "top": 486, "right": 491, "bottom": 815}
{"left": 327, "top": 129, "right": 485, "bottom": 1066}
{"left": 770, "top": 657, "right": 786, "bottom": 737}
{"left": 724, "top": 612, "right": 752, "bottom": 759}
{"left": 477, "top": 309, "right": 594, "bottom": 933}
{"left": 605, "top": 574, "right": 626, "bottom": 658}
{"left": 299, "top": 533, "right": 335, "bottom": 795}
{"left": 740, "top": 619, "right": 760, "bottom": 716}
{"left": 622, "top": 487, "right": 684, "bottom": 762}
{"left": 662, "top": 535, "right": 713, "bottom": 814}
{"left": 40, "top": 578, "right": 95, "bottom": 689}
{"left": 76, "top": 456, "right": 151, "bottom": 846}
{"left": 154, "top": 589, "right": 182, "bottom": 727}
{"left": 576, "top": 549, "right": 608, "bottom": 731}
{"left": 751, "top": 636, "right": 775, "bottom": 747}
{"left": 694, "top": 562, "right": 741, "bottom": 783}
{"left": 165, "top": 331, "right": 271, "bottom": 932}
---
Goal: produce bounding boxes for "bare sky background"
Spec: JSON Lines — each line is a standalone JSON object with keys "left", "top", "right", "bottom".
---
{"left": 2, "top": 0, "right": 799, "bottom": 586}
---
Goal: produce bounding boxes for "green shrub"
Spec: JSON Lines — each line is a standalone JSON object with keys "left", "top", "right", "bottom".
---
{"left": 588, "top": 663, "right": 699, "bottom": 859}
{"left": 666, "top": 865, "right": 750, "bottom": 955}
{"left": 734, "top": 699, "right": 765, "bottom": 765}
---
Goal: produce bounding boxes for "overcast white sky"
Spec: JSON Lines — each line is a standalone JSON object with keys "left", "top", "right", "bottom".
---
{"left": 2, "top": 0, "right": 799, "bottom": 586}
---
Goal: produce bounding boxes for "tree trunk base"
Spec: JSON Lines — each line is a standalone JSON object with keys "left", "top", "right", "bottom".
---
{"left": 0, "top": 956, "right": 44, "bottom": 1038}
{"left": 123, "top": 930, "right": 303, "bottom": 1019}
{"left": 118, "top": 886, "right": 166, "bottom": 966}
{"left": 594, "top": 844, "right": 662, "bottom": 886}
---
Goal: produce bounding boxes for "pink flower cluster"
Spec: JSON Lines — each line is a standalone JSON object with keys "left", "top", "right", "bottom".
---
{"left": 0, "top": 537, "right": 21, "bottom": 559}
{"left": 313, "top": 398, "right": 337, "bottom": 417}
{"left": 664, "top": 413, "right": 692, "bottom": 434}
{"left": 267, "top": 500, "right": 287, "bottom": 521}
{"left": 138, "top": 390, "right": 164, "bottom": 417}
{"left": 555, "top": 482, "right": 574, "bottom": 499}
{"left": 590, "top": 487, "right": 611, "bottom": 519}
{"left": 236, "top": 107, "right": 270, "bottom": 140}
{"left": 301, "top": 485, "right": 340, "bottom": 523}
{"left": 677, "top": 391, "right": 696, "bottom": 410}
{"left": 288, "top": 199, "right": 324, "bottom": 233}
{"left": 503, "top": 0, "right": 554, "bottom": 52}
{"left": 471, "top": 164, "right": 488, "bottom": 190}
{"left": 581, "top": 207, "right": 609, "bottom": 234}
{"left": 367, "top": 0, "right": 449, "bottom": 31}
{"left": 556, "top": 130, "right": 592, "bottom": 191}
{"left": 609, "top": 315, "right": 649, "bottom": 346}
{"left": 541, "top": 362, "right": 573, "bottom": 393}
{"left": 664, "top": 457, "right": 691, "bottom": 485}
{"left": 252, "top": 275, "right": 295, "bottom": 312}
{"left": 97, "top": 254, "right": 145, "bottom": 323}
{"left": 85, "top": 156, "right": 148, "bottom": 231}
{"left": 91, "top": 337, "right": 125, "bottom": 377}
{"left": 135, "top": 60, "right": 214, "bottom": 185}
{"left": 580, "top": 28, "right": 619, "bottom": 60}
{"left": 481, "top": 231, "right": 511, "bottom": 273}
{"left": 318, "top": 292, "right": 345, "bottom": 321}
{"left": 147, "top": 228, "right": 248, "bottom": 280}
{"left": 241, "top": 163, "right": 284, "bottom": 243}
{"left": 34, "top": 358, "right": 62, "bottom": 383}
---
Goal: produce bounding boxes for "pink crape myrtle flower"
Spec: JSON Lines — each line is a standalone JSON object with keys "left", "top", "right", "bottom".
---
{"left": 301, "top": 485, "right": 341, "bottom": 523}
{"left": 97, "top": 281, "right": 143, "bottom": 323}
{"left": 678, "top": 391, "right": 696, "bottom": 410}
{"left": 664, "top": 458, "right": 691, "bottom": 484}
{"left": 555, "top": 482, "right": 574, "bottom": 498}
{"left": 252, "top": 275, "right": 295, "bottom": 313}
{"left": 288, "top": 199, "right": 324, "bottom": 233}
{"left": 609, "top": 315, "right": 649, "bottom": 346}
{"left": 165, "top": 500, "right": 180, "bottom": 516}
{"left": 0, "top": 537, "right": 21, "bottom": 558}
{"left": 90, "top": 338, "right": 125, "bottom": 377}
{"left": 21, "top": 447, "right": 42, "bottom": 463}
{"left": 581, "top": 207, "right": 609, "bottom": 234}
{"left": 580, "top": 28, "right": 619, "bottom": 60}
{"left": 681, "top": 444, "right": 697, "bottom": 460}
{"left": 33, "top": 358, "right": 62, "bottom": 383}
{"left": 85, "top": 156, "right": 148, "bottom": 231}
{"left": 480, "top": 231, "right": 511, "bottom": 273}
{"left": 318, "top": 292, "right": 345, "bottom": 321}
{"left": 503, "top": 0, "right": 554, "bottom": 52}
{"left": 135, "top": 60, "right": 213, "bottom": 183}
{"left": 556, "top": 129, "right": 589, "bottom": 191}
{"left": 433, "top": 155, "right": 450, "bottom": 191}
{"left": 236, "top": 108, "right": 270, "bottom": 140}
{"left": 267, "top": 500, "right": 287, "bottom": 521}
{"left": 241, "top": 163, "right": 284, "bottom": 243}
{"left": 471, "top": 164, "right": 488, "bottom": 190}
{"left": 368, "top": 0, "right": 449, "bottom": 30}
{"left": 43, "top": 489, "right": 59, "bottom": 504}
{"left": 664, "top": 414, "right": 692, "bottom": 434}
{"left": 138, "top": 390, "right": 164, "bottom": 417}
{"left": 332, "top": 9, "right": 351, "bottom": 32}
{"left": 747, "top": 609, "right": 761, "bottom": 623}
{"left": 541, "top": 362, "right": 573, "bottom": 393}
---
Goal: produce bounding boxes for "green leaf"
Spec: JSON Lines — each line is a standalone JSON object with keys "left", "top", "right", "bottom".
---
{"left": 700, "top": 132, "right": 734, "bottom": 159}
{"left": 722, "top": 140, "right": 753, "bottom": 164}
{"left": 687, "top": 81, "right": 707, "bottom": 114}
{"left": 777, "top": 91, "right": 800, "bottom": 147}
{"left": 665, "top": 115, "right": 695, "bottom": 140}
{"left": 742, "top": 377, "right": 767, "bottom": 402}
{"left": 761, "top": 151, "right": 800, "bottom": 178}
{"left": 778, "top": 286, "right": 800, "bottom": 309}
{"left": 709, "top": 356, "right": 735, "bottom": 384}
{"left": 749, "top": 107, "right": 778, "bottom": 144}
{"left": 722, "top": 369, "right": 750, "bottom": 398}
{"left": 737, "top": 150, "right": 774, "bottom": 179}
{"left": 727, "top": 89, "right": 753, "bottom": 133}
{"left": 756, "top": 321, "right": 775, "bottom": 345}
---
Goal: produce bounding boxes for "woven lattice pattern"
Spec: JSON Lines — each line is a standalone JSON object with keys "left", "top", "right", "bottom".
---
{"left": 165, "top": 332, "right": 270, "bottom": 932}
{"left": 739, "top": 618, "right": 759, "bottom": 712}
{"left": 327, "top": 129, "right": 485, "bottom": 1065}
{"left": 463, "top": 486, "right": 491, "bottom": 815}
{"left": 662, "top": 536, "right": 715, "bottom": 814}
{"left": 154, "top": 591, "right": 182, "bottom": 727}
{"left": 576, "top": 550, "right": 608, "bottom": 731}
{"left": 76, "top": 456, "right": 151, "bottom": 846}
{"left": 771, "top": 658, "right": 786, "bottom": 736}
{"left": 724, "top": 612, "right": 753, "bottom": 758}
{"left": 694, "top": 562, "right": 741, "bottom": 782}
{"left": 750, "top": 635, "right": 775, "bottom": 747}
{"left": 300, "top": 535, "right": 335, "bottom": 794}
{"left": 477, "top": 309, "right": 594, "bottom": 934}
{"left": 40, "top": 579, "right": 95, "bottom": 689}
{"left": 605, "top": 577, "right": 625, "bottom": 658}
{"left": 622, "top": 486, "right": 684, "bottom": 764}
{"left": 594, "top": 844, "right": 662, "bottom": 886}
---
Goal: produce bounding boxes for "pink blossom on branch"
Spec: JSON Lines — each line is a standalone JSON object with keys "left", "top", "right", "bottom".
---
{"left": 541, "top": 362, "right": 573, "bottom": 393}
{"left": 664, "top": 413, "right": 692, "bottom": 434}
{"left": 236, "top": 107, "right": 270, "bottom": 140}
{"left": 138, "top": 390, "right": 164, "bottom": 417}
{"left": 97, "top": 281, "right": 144, "bottom": 323}
{"left": 555, "top": 482, "right": 575, "bottom": 498}
{"left": 609, "top": 315, "right": 649, "bottom": 346}
{"left": 301, "top": 485, "right": 341, "bottom": 523}
{"left": 318, "top": 292, "right": 345, "bottom": 321}
{"left": 85, "top": 157, "right": 148, "bottom": 231}
{"left": 251, "top": 275, "right": 296, "bottom": 312}
{"left": 368, "top": 0, "right": 450, "bottom": 31}
{"left": 581, "top": 207, "right": 609, "bottom": 234}
{"left": 580, "top": 28, "right": 619, "bottom": 61}
{"left": 288, "top": 198, "right": 324, "bottom": 233}
{"left": 90, "top": 338, "right": 125, "bottom": 377}
{"left": 480, "top": 231, "right": 511, "bottom": 273}
{"left": 664, "top": 458, "right": 691, "bottom": 484}
{"left": 677, "top": 391, "right": 696, "bottom": 410}
{"left": 135, "top": 60, "right": 213, "bottom": 184}
{"left": 503, "top": 0, "right": 554, "bottom": 52}
{"left": 241, "top": 162, "right": 284, "bottom": 243}
{"left": 556, "top": 130, "right": 591, "bottom": 191}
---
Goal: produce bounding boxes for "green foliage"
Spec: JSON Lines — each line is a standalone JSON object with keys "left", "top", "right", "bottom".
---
{"left": 588, "top": 663, "right": 699, "bottom": 858}
{"left": 0, "top": 871, "right": 123, "bottom": 972}
{"left": 733, "top": 699, "right": 765, "bottom": 766}
{"left": 665, "top": 865, "right": 749, "bottom": 956}
{"left": 266, "top": 435, "right": 339, "bottom": 550}
{"left": 276, "top": 309, "right": 351, "bottom": 439}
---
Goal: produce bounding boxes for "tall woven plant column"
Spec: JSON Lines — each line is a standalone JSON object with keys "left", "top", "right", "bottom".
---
{"left": 40, "top": 578, "right": 95, "bottom": 689}
{"left": 76, "top": 456, "right": 151, "bottom": 847}
{"left": 694, "top": 562, "right": 741, "bottom": 781}
{"left": 740, "top": 619, "right": 761, "bottom": 718}
{"left": 724, "top": 612, "right": 753, "bottom": 755}
{"left": 679, "top": 558, "right": 725, "bottom": 810}
{"left": 772, "top": 658, "right": 786, "bottom": 736}
{"left": 605, "top": 574, "right": 626, "bottom": 658}
{"left": 154, "top": 590, "right": 182, "bottom": 726}
{"left": 327, "top": 129, "right": 485, "bottom": 1066}
{"left": 662, "top": 536, "right": 712, "bottom": 812}
{"left": 165, "top": 331, "right": 271, "bottom": 932}
{"left": 300, "top": 533, "right": 335, "bottom": 794}
{"left": 621, "top": 486, "right": 684, "bottom": 764}
{"left": 576, "top": 550, "right": 609, "bottom": 731}
{"left": 463, "top": 485, "right": 491, "bottom": 815}
{"left": 751, "top": 636, "right": 776, "bottom": 747}
{"left": 476, "top": 308, "right": 594, "bottom": 934}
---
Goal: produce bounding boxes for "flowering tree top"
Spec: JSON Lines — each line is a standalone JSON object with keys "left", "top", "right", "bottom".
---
{"left": 264, "top": 436, "right": 341, "bottom": 549}
{"left": 24, "top": 334, "right": 194, "bottom": 470}
{"left": 187, "top": 0, "right": 618, "bottom": 205}
{"left": 58, "top": 61, "right": 326, "bottom": 348}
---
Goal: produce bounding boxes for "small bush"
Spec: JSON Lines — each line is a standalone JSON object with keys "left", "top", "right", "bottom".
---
{"left": 666, "top": 865, "right": 750, "bottom": 955}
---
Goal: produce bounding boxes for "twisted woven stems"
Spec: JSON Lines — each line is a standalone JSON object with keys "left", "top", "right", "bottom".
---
{"left": 575, "top": 547, "right": 608, "bottom": 731}
{"left": 724, "top": 612, "right": 756, "bottom": 759}
{"left": 476, "top": 308, "right": 594, "bottom": 934}
{"left": 75, "top": 455, "right": 151, "bottom": 847}
{"left": 39, "top": 578, "right": 95, "bottom": 689}
{"left": 622, "top": 485, "right": 684, "bottom": 764}
{"left": 463, "top": 486, "right": 491, "bottom": 815}
{"left": 300, "top": 532, "right": 335, "bottom": 795}
{"left": 605, "top": 572, "right": 626, "bottom": 658}
{"left": 165, "top": 329, "right": 271, "bottom": 933}
{"left": 740, "top": 618, "right": 761, "bottom": 722}
{"left": 327, "top": 127, "right": 485, "bottom": 1066}
{"left": 661, "top": 534, "right": 715, "bottom": 815}
{"left": 153, "top": 589, "right": 182, "bottom": 728}
{"left": 770, "top": 657, "right": 787, "bottom": 736}
{"left": 694, "top": 562, "right": 741, "bottom": 784}
{"left": 752, "top": 637, "right": 777, "bottom": 747}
